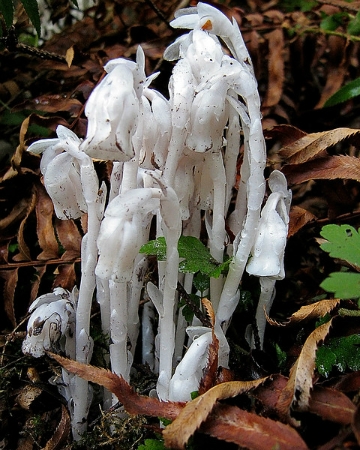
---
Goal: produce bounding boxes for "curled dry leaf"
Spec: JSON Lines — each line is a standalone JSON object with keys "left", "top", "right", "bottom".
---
{"left": 0, "top": 268, "right": 18, "bottom": 327}
{"left": 43, "top": 405, "right": 71, "bottom": 450}
{"left": 279, "top": 128, "right": 360, "bottom": 165}
{"left": 198, "top": 298, "right": 219, "bottom": 394}
{"left": 162, "top": 378, "right": 268, "bottom": 449}
{"left": 285, "top": 299, "right": 341, "bottom": 325}
{"left": 276, "top": 319, "right": 333, "bottom": 423}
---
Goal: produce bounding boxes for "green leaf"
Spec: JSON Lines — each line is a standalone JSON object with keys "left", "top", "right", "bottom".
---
{"left": 179, "top": 294, "right": 200, "bottom": 323}
{"left": 0, "top": 0, "right": 14, "bottom": 28}
{"left": 320, "top": 12, "right": 348, "bottom": 32}
{"left": 316, "top": 334, "right": 360, "bottom": 377}
{"left": 324, "top": 77, "right": 360, "bottom": 107}
{"left": 320, "top": 224, "right": 360, "bottom": 269}
{"left": 320, "top": 272, "right": 360, "bottom": 299}
{"left": 140, "top": 236, "right": 231, "bottom": 278}
{"left": 193, "top": 272, "right": 210, "bottom": 295}
{"left": 138, "top": 439, "right": 166, "bottom": 450}
{"left": 20, "top": 0, "right": 41, "bottom": 37}
{"left": 348, "top": 11, "right": 360, "bottom": 36}
{"left": 140, "top": 237, "right": 167, "bottom": 261}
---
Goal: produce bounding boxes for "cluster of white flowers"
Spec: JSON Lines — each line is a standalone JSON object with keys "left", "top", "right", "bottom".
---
{"left": 22, "top": 2, "right": 291, "bottom": 440}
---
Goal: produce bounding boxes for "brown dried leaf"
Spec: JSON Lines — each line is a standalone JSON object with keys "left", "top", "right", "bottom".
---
{"left": 53, "top": 264, "right": 77, "bottom": 291}
{"left": 49, "top": 353, "right": 184, "bottom": 420}
{"left": 330, "top": 371, "right": 360, "bottom": 393}
{"left": 163, "top": 378, "right": 268, "bottom": 449}
{"left": 352, "top": 404, "right": 360, "bottom": 445}
{"left": 15, "top": 385, "right": 42, "bottom": 410}
{"left": 286, "top": 299, "right": 341, "bottom": 324}
{"left": 14, "top": 95, "right": 82, "bottom": 117}
{"left": 43, "top": 405, "right": 71, "bottom": 450}
{"left": 65, "top": 46, "right": 75, "bottom": 68}
{"left": 283, "top": 155, "right": 360, "bottom": 186}
{"left": 35, "top": 183, "right": 59, "bottom": 260}
{"left": 263, "top": 28, "right": 285, "bottom": 108}
{"left": 30, "top": 265, "right": 46, "bottom": 303}
{"left": 264, "top": 124, "right": 307, "bottom": 147}
{"left": 201, "top": 403, "right": 309, "bottom": 450}
{"left": 288, "top": 205, "right": 317, "bottom": 237}
{"left": 12, "top": 189, "right": 37, "bottom": 262}
{"left": 255, "top": 374, "right": 355, "bottom": 425}
{"left": 309, "top": 386, "right": 355, "bottom": 425}
{"left": 0, "top": 268, "right": 18, "bottom": 327}
{"left": 3, "top": 116, "right": 31, "bottom": 180}
{"left": 55, "top": 218, "right": 82, "bottom": 260}
{"left": 198, "top": 298, "right": 218, "bottom": 394}
{"left": 276, "top": 319, "right": 333, "bottom": 422}
{"left": 280, "top": 128, "right": 360, "bottom": 165}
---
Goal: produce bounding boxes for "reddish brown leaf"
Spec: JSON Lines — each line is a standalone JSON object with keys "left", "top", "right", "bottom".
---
{"left": 30, "top": 265, "right": 46, "bottom": 303}
{"left": 309, "top": 386, "right": 355, "bottom": 425}
{"left": 55, "top": 218, "right": 82, "bottom": 261}
{"left": 283, "top": 155, "right": 360, "bottom": 186}
{"left": 330, "top": 371, "right": 360, "bottom": 393}
{"left": 53, "top": 264, "right": 77, "bottom": 291}
{"left": 12, "top": 189, "right": 37, "bottom": 262}
{"left": 35, "top": 183, "right": 59, "bottom": 260}
{"left": 263, "top": 28, "right": 285, "bottom": 108}
{"left": 276, "top": 319, "right": 334, "bottom": 422}
{"left": 49, "top": 353, "right": 184, "bottom": 420}
{"left": 0, "top": 268, "right": 18, "bottom": 327}
{"left": 13, "top": 95, "right": 83, "bottom": 117}
{"left": 280, "top": 128, "right": 360, "bottom": 165}
{"left": 352, "top": 403, "right": 360, "bottom": 445}
{"left": 288, "top": 205, "right": 317, "bottom": 237}
{"left": 43, "top": 405, "right": 71, "bottom": 450}
{"left": 255, "top": 374, "right": 355, "bottom": 425}
{"left": 201, "top": 403, "right": 309, "bottom": 450}
{"left": 264, "top": 124, "right": 307, "bottom": 147}
{"left": 163, "top": 378, "right": 268, "bottom": 449}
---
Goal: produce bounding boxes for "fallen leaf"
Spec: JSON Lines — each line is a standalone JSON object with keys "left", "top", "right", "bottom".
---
{"left": 283, "top": 155, "right": 360, "bottom": 186}
{"left": 263, "top": 28, "right": 285, "bottom": 108}
{"left": 65, "top": 46, "right": 75, "bottom": 68}
{"left": 0, "top": 268, "right": 18, "bottom": 327}
{"left": 43, "top": 405, "right": 71, "bottom": 450}
{"left": 48, "top": 353, "right": 184, "bottom": 420}
{"left": 309, "top": 386, "right": 355, "bottom": 425}
{"left": 198, "top": 298, "right": 219, "bottom": 394}
{"left": 201, "top": 403, "right": 309, "bottom": 450}
{"left": 35, "top": 183, "right": 59, "bottom": 260}
{"left": 276, "top": 319, "right": 333, "bottom": 422}
{"left": 30, "top": 265, "right": 46, "bottom": 303}
{"left": 286, "top": 299, "right": 341, "bottom": 324}
{"left": 288, "top": 205, "right": 317, "bottom": 237}
{"left": 162, "top": 378, "right": 268, "bottom": 449}
{"left": 352, "top": 403, "right": 360, "bottom": 446}
{"left": 16, "top": 385, "right": 42, "bottom": 410}
{"left": 55, "top": 218, "right": 82, "bottom": 261}
{"left": 279, "top": 128, "right": 360, "bottom": 165}
{"left": 53, "top": 264, "right": 77, "bottom": 291}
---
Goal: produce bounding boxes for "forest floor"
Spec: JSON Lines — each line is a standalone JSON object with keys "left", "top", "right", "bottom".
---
{"left": 1, "top": 0, "right": 360, "bottom": 449}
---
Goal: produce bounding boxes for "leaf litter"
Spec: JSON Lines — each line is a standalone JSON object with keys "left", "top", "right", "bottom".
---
{"left": 2, "top": 0, "right": 360, "bottom": 449}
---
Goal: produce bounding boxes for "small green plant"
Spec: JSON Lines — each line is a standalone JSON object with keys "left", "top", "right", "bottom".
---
{"left": 316, "top": 224, "right": 360, "bottom": 377}
{"left": 319, "top": 224, "right": 360, "bottom": 299}
{"left": 140, "top": 236, "right": 231, "bottom": 279}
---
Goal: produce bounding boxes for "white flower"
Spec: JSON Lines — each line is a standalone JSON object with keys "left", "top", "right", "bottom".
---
{"left": 95, "top": 188, "right": 162, "bottom": 282}
{"left": 22, "top": 288, "right": 77, "bottom": 358}
{"left": 27, "top": 127, "right": 87, "bottom": 220}
{"left": 246, "top": 170, "right": 291, "bottom": 279}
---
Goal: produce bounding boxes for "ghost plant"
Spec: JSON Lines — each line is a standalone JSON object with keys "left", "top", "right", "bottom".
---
{"left": 22, "top": 1, "right": 291, "bottom": 439}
